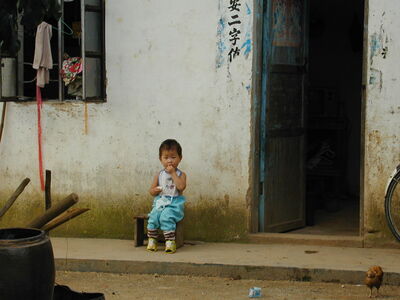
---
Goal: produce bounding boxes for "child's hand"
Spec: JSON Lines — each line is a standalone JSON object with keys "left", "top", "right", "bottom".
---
{"left": 151, "top": 186, "right": 162, "bottom": 195}
{"left": 165, "top": 165, "right": 176, "bottom": 174}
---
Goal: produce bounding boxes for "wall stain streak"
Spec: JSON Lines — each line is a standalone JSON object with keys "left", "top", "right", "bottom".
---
{"left": 216, "top": 17, "right": 227, "bottom": 68}
{"left": 364, "top": 128, "right": 400, "bottom": 245}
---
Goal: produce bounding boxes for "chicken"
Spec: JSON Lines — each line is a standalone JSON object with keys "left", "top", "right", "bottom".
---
{"left": 365, "top": 266, "right": 384, "bottom": 298}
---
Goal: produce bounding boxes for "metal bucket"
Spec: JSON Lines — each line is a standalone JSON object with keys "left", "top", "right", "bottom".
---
{"left": 0, "top": 228, "right": 55, "bottom": 300}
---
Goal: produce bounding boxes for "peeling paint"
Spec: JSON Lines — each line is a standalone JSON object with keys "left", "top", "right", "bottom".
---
{"left": 241, "top": 34, "right": 252, "bottom": 58}
{"left": 245, "top": 3, "right": 252, "bottom": 15}
{"left": 369, "top": 68, "right": 382, "bottom": 91}
{"left": 369, "top": 22, "right": 389, "bottom": 65}
{"left": 241, "top": 3, "right": 252, "bottom": 59}
{"left": 370, "top": 33, "right": 382, "bottom": 62}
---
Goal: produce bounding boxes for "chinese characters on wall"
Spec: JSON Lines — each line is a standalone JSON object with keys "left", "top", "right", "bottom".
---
{"left": 228, "top": 0, "right": 242, "bottom": 62}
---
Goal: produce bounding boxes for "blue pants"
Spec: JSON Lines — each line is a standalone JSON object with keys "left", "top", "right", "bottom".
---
{"left": 147, "top": 195, "right": 185, "bottom": 231}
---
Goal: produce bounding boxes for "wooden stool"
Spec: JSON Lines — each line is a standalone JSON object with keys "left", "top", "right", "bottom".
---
{"left": 134, "top": 215, "right": 184, "bottom": 248}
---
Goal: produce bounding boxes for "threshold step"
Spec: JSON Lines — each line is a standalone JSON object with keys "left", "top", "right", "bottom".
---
{"left": 247, "top": 233, "right": 363, "bottom": 248}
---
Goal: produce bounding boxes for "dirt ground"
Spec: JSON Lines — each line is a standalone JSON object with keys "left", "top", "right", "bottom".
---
{"left": 56, "top": 271, "right": 400, "bottom": 300}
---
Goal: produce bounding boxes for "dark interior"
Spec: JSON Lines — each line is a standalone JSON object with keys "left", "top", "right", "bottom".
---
{"left": 293, "top": 0, "right": 364, "bottom": 236}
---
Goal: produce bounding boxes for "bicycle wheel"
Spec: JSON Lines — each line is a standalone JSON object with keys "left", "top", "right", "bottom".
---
{"left": 385, "top": 165, "right": 400, "bottom": 242}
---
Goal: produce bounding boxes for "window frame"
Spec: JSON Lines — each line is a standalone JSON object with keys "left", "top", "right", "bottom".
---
{"left": 0, "top": 0, "right": 106, "bottom": 103}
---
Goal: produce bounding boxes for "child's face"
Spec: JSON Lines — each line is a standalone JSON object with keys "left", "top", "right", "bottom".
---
{"left": 160, "top": 149, "right": 181, "bottom": 169}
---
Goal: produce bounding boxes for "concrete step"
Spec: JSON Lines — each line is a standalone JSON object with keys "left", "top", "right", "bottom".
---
{"left": 52, "top": 237, "right": 400, "bottom": 285}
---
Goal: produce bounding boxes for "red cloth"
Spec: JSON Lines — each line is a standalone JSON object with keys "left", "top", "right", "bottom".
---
{"left": 36, "top": 86, "right": 45, "bottom": 191}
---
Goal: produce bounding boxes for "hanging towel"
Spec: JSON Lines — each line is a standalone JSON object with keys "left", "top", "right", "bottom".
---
{"left": 33, "top": 22, "right": 53, "bottom": 88}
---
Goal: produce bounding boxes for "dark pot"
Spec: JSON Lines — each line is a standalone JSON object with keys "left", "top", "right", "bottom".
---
{"left": 54, "top": 285, "right": 105, "bottom": 300}
{"left": 0, "top": 228, "right": 55, "bottom": 300}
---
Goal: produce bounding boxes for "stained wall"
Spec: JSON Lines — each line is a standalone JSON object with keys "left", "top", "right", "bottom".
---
{"left": 0, "top": 0, "right": 254, "bottom": 240}
{"left": 363, "top": 0, "right": 400, "bottom": 246}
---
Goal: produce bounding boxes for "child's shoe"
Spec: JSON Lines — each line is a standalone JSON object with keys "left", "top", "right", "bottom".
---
{"left": 165, "top": 240, "right": 176, "bottom": 254}
{"left": 147, "top": 238, "right": 158, "bottom": 252}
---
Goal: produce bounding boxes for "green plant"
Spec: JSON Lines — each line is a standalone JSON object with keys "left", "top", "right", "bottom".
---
{"left": 0, "top": 0, "right": 61, "bottom": 56}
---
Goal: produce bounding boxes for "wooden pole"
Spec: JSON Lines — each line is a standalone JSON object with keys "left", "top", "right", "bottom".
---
{"left": 0, "top": 44, "right": 6, "bottom": 145}
{"left": 0, "top": 102, "right": 6, "bottom": 144}
{"left": 41, "top": 208, "right": 89, "bottom": 231}
{"left": 45, "top": 170, "right": 51, "bottom": 210}
{"left": 0, "top": 178, "right": 30, "bottom": 219}
{"left": 26, "top": 193, "right": 78, "bottom": 228}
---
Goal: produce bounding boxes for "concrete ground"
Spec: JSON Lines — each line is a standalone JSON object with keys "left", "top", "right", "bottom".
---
{"left": 52, "top": 237, "right": 400, "bottom": 285}
{"left": 56, "top": 271, "right": 400, "bottom": 299}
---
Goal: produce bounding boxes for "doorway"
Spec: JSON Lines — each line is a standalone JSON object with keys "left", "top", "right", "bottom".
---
{"left": 258, "top": 0, "right": 364, "bottom": 236}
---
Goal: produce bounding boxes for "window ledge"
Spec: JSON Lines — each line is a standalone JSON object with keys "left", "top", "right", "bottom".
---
{"left": 0, "top": 98, "right": 106, "bottom": 104}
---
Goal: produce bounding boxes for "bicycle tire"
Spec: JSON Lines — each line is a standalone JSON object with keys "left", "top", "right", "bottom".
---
{"left": 384, "top": 165, "right": 400, "bottom": 242}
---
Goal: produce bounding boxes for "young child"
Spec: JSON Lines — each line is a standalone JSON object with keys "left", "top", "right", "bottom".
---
{"left": 147, "top": 139, "right": 187, "bottom": 253}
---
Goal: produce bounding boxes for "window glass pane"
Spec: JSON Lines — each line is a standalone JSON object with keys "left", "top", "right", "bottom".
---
{"left": 85, "top": 0, "right": 101, "bottom": 7}
{"left": 85, "top": 11, "right": 101, "bottom": 52}
{"left": 85, "top": 57, "right": 101, "bottom": 97}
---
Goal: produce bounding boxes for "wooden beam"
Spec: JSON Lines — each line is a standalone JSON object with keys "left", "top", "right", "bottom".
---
{"left": 0, "top": 178, "right": 30, "bottom": 219}
{"left": 41, "top": 208, "right": 89, "bottom": 231}
{"left": 26, "top": 193, "right": 78, "bottom": 228}
{"left": 0, "top": 102, "right": 6, "bottom": 144}
{"left": 45, "top": 170, "right": 52, "bottom": 210}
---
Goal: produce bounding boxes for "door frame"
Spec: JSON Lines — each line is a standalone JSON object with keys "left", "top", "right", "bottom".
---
{"left": 359, "top": 0, "right": 368, "bottom": 240}
{"left": 249, "top": 0, "right": 367, "bottom": 238}
{"left": 248, "top": 0, "right": 266, "bottom": 233}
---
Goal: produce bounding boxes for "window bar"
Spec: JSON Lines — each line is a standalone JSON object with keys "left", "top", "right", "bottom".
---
{"left": 101, "top": 0, "right": 105, "bottom": 99}
{"left": 0, "top": 46, "right": 2, "bottom": 100}
{"left": 81, "top": 0, "right": 86, "bottom": 101}
{"left": 58, "top": 0, "right": 64, "bottom": 101}
{"left": 17, "top": 23, "right": 24, "bottom": 97}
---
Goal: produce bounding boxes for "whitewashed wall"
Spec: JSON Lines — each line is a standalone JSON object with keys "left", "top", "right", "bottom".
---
{"left": 364, "top": 0, "right": 400, "bottom": 245}
{"left": 0, "top": 1, "right": 254, "bottom": 239}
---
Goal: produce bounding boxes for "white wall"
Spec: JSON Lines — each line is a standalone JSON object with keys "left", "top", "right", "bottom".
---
{"left": 364, "top": 0, "right": 400, "bottom": 243}
{"left": 0, "top": 0, "right": 254, "bottom": 233}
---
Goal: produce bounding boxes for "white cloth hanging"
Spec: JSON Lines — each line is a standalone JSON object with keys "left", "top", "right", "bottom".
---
{"left": 33, "top": 22, "right": 53, "bottom": 88}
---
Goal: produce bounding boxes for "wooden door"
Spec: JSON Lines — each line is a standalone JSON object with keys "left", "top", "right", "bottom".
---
{"left": 259, "top": 0, "right": 308, "bottom": 232}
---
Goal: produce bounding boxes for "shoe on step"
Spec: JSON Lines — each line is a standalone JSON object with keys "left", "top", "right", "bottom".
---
{"left": 165, "top": 240, "right": 176, "bottom": 254}
{"left": 147, "top": 238, "right": 158, "bottom": 252}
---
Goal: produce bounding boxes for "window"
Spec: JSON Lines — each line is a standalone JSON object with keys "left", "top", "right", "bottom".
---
{"left": 0, "top": 0, "right": 106, "bottom": 102}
